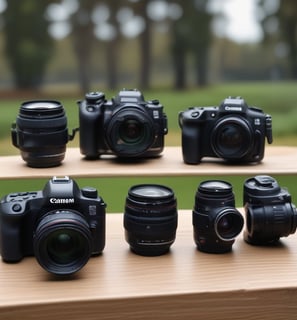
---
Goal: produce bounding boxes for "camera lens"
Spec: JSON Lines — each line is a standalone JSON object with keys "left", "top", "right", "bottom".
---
{"left": 243, "top": 175, "right": 297, "bottom": 245}
{"left": 34, "top": 210, "right": 93, "bottom": 275}
{"left": 124, "top": 184, "right": 178, "bottom": 256}
{"left": 106, "top": 108, "right": 155, "bottom": 157}
{"left": 211, "top": 117, "right": 253, "bottom": 160}
{"left": 193, "top": 180, "right": 244, "bottom": 253}
{"left": 214, "top": 209, "right": 244, "bottom": 241}
{"left": 119, "top": 119, "right": 144, "bottom": 144}
{"left": 11, "top": 100, "right": 70, "bottom": 167}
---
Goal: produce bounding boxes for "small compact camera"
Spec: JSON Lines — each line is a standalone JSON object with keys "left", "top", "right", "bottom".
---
{"left": 78, "top": 89, "right": 168, "bottom": 159}
{"left": 0, "top": 176, "right": 106, "bottom": 275}
{"left": 193, "top": 180, "right": 244, "bottom": 253}
{"left": 179, "top": 97, "right": 273, "bottom": 164}
{"left": 124, "top": 184, "right": 178, "bottom": 256}
{"left": 243, "top": 175, "right": 297, "bottom": 245}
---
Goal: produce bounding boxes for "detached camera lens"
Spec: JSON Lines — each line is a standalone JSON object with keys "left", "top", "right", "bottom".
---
{"left": 11, "top": 100, "right": 70, "bottom": 168}
{"left": 124, "top": 184, "right": 178, "bottom": 256}
{"left": 193, "top": 180, "right": 243, "bottom": 253}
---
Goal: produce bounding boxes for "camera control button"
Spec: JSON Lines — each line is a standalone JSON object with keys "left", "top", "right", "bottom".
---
{"left": 191, "top": 111, "right": 200, "bottom": 118}
{"left": 12, "top": 204, "right": 22, "bottom": 213}
{"left": 82, "top": 187, "right": 98, "bottom": 199}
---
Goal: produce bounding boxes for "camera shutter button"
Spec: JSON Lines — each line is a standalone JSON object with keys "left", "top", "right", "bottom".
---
{"left": 82, "top": 187, "right": 98, "bottom": 199}
{"left": 191, "top": 111, "right": 200, "bottom": 118}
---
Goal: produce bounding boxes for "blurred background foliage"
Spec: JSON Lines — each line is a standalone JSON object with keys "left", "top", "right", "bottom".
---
{"left": 0, "top": 0, "right": 296, "bottom": 92}
{"left": 0, "top": 0, "right": 296, "bottom": 211}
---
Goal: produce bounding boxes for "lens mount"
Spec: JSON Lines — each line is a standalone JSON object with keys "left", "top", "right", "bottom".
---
{"left": 214, "top": 208, "right": 244, "bottom": 241}
{"left": 106, "top": 106, "right": 155, "bottom": 157}
{"left": 34, "top": 210, "right": 93, "bottom": 275}
{"left": 211, "top": 116, "right": 253, "bottom": 160}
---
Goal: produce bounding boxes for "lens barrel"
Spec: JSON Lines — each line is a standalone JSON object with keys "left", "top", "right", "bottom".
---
{"left": 124, "top": 184, "right": 178, "bottom": 256}
{"left": 193, "top": 180, "right": 244, "bottom": 253}
{"left": 11, "top": 100, "right": 70, "bottom": 167}
{"left": 34, "top": 210, "right": 93, "bottom": 275}
{"left": 243, "top": 175, "right": 297, "bottom": 245}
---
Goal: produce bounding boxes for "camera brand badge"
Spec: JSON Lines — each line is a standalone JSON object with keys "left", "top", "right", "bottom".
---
{"left": 224, "top": 106, "right": 242, "bottom": 111}
{"left": 49, "top": 198, "right": 75, "bottom": 204}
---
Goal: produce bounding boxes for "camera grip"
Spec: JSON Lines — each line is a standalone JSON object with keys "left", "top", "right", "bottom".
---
{"left": 78, "top": 101, "right": 102, "bottom": 158}
{"left": 0, "top": 211, "right": 23, "bottom": 262}
{"left": 181, "top": 125, "right": 202, "bottom": 164}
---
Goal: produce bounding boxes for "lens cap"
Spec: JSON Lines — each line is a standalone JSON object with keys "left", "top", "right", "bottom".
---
{"left": 244, "top": 175, "right": 280, "bottom": 197}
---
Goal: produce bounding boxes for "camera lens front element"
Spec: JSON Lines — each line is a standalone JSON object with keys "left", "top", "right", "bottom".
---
{"left": 106, "top": 107, "right": 155, "bottom": 157}
{"left": 211, "top": 117, "right": 253, "bottom": 161}
{"left": 34, "top": 210, "right": 93, "bottom": 275}
{"left": 124, "top": 184, "right": 178, "bottom": 256}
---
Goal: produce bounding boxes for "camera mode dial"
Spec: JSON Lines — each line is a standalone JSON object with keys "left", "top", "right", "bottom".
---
{"left": 85, "top": 92, "right": 105, "bottom": 103}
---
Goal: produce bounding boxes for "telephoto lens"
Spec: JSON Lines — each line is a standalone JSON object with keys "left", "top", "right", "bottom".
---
{"left": 124, "top": 184, "right": 178, "bottom": 256}
{"left": 243, "top": 175, "right": 297, "bottom": 245}
{"left": 193, "top": 180, "right": 244, "bottom": 253}
{"left": 11, "top": 100, "right": 77, "bottom": 168}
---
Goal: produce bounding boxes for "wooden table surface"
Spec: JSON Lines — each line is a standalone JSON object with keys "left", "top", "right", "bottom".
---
{"left": 1, "top": 210, "right": 297, "bottom": 320}
{"left": 1, "top": 146, "right": 297, "bottom": 319}
{"left": 0, "top": 146, "right": 296, "bottom": 179}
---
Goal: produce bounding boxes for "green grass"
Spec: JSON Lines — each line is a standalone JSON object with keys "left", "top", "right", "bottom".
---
{"left": 0, "top": 81, "right": 297, "bottom": 212}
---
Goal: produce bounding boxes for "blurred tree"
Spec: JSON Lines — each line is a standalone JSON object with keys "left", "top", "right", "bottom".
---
{"left": 71, "top": 0, "right": 97, "bottom": 93}
{"left": 3, "top": 0, "right": 53, "bottom": 89}
{"left": 278, "top": 0, "right": 297, "bottom": 78}
{"left": 170, "top": 0, "right": 213, "bottom": 89}
{"left": 106, "top": 0, "right": 121, "bottom": 89}
{"left": 132, "top": 0, "right": 152, "bottom": 89}
{"left": 260, "top": 0, "right": 297, "bottom": 79}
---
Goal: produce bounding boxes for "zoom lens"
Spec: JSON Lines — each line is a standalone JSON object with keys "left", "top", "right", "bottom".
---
{"left": 106, "top": 108, "right": 155, "bottom": 157}
{"left": 124, "top": 184, "right": 178, "bottom": 256}
{"left": 211, "top": 117, "right": 253, "bottom": 160}
{"left": 34, "top": 210, "right": 93, "bottom": 275}
{"left": 193, "top": 180, "right": 243, "bottom": 253}
{"left": 11, "top": 100, "right": 71, "bottom": 167}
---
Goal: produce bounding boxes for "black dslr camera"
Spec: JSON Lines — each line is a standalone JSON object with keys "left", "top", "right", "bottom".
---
{"left": 0, "top": 176, "right": 106, "bottom": 275}
{"left": 243, "top": 175, "right": 297, "bottom": 245}
{"left": 78, "top": 89, "right": 168, "bottom": 159}
{"left": 179, "top": 97, "right": 272, "bottom": 164}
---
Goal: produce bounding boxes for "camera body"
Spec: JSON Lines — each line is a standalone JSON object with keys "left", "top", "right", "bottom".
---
{"left": 78, "top": 89, "right": 168, "bottom": 159}
{"left": 0, "top": 176, "right": 106, "bottom": 275}
{"left": 193, "top": 180, "right": 244, "bottom": 253}
{"left": 179, "top": 97, "right": 272, "bottom": 164}
{"left": 243, "top": 175, "right": 297, "bottom": 245}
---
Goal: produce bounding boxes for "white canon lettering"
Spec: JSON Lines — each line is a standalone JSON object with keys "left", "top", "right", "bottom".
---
{"left": 225, "top": 106, "right": 242, "bottom": 111}
{"left": 49, "top": 198, "right": 75, "bottom": 204}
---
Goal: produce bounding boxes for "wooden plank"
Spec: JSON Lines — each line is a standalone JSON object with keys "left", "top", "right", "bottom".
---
{"left": 0, "top": 146, "right": 296, "bottom": 179}
{"left": 1, "top": 211, "right": 297, "bottom": 319}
